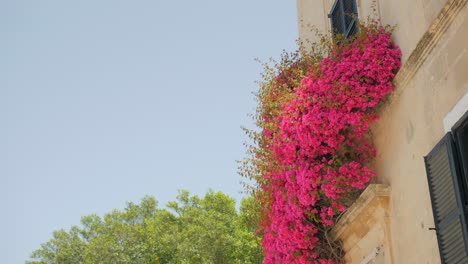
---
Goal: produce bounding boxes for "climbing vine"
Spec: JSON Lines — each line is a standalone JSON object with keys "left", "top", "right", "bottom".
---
{"left": 240, "top": 20, "right": 401, "bottom": 263}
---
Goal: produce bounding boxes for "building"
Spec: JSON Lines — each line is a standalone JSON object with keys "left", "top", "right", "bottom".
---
{"left": 296, "top": 0, "right": 468, "bottom": 263}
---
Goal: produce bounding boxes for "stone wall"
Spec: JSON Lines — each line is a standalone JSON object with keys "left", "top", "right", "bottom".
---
{"left": 371, "top": 1, "right": 467, "bottom": 262}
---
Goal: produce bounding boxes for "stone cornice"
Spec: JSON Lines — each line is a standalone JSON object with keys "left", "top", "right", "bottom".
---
{"left": 393, "top": 0, "right": 467, "bottom": 92}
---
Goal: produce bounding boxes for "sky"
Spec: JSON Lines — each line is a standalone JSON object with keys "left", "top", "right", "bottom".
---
{"left": 1, "top": 1, "right": 298, "bottom": 263}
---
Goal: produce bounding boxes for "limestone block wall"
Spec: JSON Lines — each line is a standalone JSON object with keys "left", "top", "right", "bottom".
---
{"left": 296, "top": 0, "right": 327, "bottom": 48}
{"left": 371, "top": 1, "right": 468, "bottom": 263}
{"left": 297, "top": 0, "right": 450, "bottom": 64}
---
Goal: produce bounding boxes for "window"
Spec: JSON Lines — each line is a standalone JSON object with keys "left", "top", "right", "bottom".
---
{"left": 329, "top": 0, "right": 358, "bottom": 38}
{"left": 425, "top": 111, "right": 468, "bottom": 263}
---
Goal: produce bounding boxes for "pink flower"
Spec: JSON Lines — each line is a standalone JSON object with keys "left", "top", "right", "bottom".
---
{"left": 258, "top": 24, "right": 401, "bottom": 263}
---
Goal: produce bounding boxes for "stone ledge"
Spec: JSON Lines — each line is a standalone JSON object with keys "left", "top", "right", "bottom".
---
{"left": 331, "top": 184, "right": 391, "bottom": 241}
{"left": 392, "top": 0, "right": 466, "bottom": 93}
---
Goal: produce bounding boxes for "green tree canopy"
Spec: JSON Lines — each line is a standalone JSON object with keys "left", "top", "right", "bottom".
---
{"left": 28, "top": 190, "right": 262, "bottom": 264}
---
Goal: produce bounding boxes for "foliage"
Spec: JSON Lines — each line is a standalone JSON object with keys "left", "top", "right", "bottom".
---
{"left": 27, "top": 191, "right": 263, "bottom": 264}
{"left": 240, "top": 20, "right": 401, "bottom": 263}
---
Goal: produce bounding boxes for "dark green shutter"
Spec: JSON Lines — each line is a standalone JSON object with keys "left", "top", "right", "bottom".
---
{"left": 329, "top": 0, "right": 358, "bottom": 38}
{"left": 329, "top": 0, "right": 345, "bottom": 36}
{"left": 425, "top": 133, "right": 468, "bottom": 263}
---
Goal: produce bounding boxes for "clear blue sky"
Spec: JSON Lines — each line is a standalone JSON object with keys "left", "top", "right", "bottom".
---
{"left": 1, "top": 1, "right": 298, "bottom": 263}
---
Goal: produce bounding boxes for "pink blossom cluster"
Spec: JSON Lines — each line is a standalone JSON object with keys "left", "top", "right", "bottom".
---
{"left": 261, "top": 28, "right": 401, "bottom": 263}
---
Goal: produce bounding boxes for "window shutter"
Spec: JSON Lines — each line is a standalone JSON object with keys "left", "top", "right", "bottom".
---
{"left": 342, "top": 0, "right": 357, "bottom": 38}
{"left": 329, "top": 0, "right": 345, "bottom": 36}
{"left": 425, "top": 133, "right": 468, "bottom": 263}
{"left": 329, "top": 0, "right": 358, "bottom": 38}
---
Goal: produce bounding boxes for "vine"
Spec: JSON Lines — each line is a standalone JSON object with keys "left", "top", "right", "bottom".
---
{"left": 240, "top": 20, "right": 401, "bottom": 263}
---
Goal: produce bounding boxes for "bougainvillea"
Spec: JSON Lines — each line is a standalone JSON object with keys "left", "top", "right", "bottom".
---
{"left": 240, "top": 22, "right": 401, "bottom": 263}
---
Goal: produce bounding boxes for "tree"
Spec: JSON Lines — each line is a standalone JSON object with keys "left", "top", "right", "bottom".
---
{"left": 27, "top": 191, "right": 263, "bottom": 264}
{"left": 234, "top": 196, "right": 263, "bottom": 264}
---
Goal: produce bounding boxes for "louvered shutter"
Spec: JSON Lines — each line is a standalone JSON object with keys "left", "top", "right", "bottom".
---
{"left": 425, "top": 133, "right": 468, "bottom": 263}
{"left": 342, "top": 0, "right": 358, "bottom": 38}
{"left": 329, "top": 0, "right": 345, "bottom": 36}
{"left": 329, "top": 0, "right": 358, "bottom": 38}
